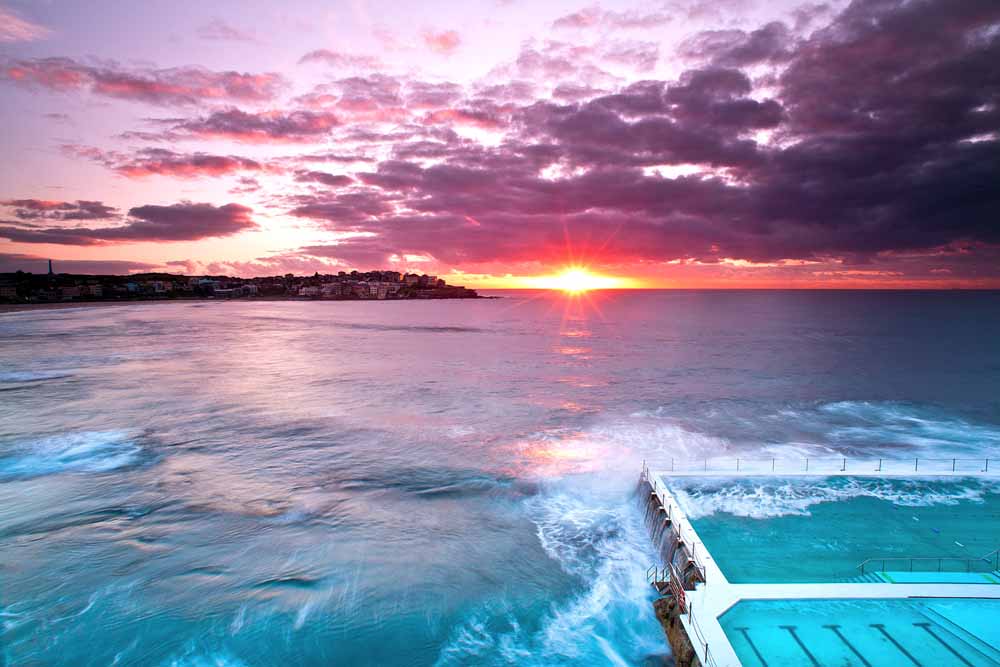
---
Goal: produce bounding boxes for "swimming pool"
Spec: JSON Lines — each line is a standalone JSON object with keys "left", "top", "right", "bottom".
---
{"left": 719, "top": 598, "right": 1000, "bottom": 667}
{"left": 674, "top": 477, "right": 1000, "bottom": 583}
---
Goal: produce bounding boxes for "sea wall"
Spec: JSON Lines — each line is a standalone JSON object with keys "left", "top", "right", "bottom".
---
{"left": 653, "top": 596, "right": 702, "bottom": 667}
{"left": 637, "top": 474, "right": 703, "bottom": 667}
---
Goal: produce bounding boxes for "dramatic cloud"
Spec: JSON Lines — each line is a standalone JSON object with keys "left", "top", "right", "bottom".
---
{"left": 0, "top": 5, "right": 51, "bottom": 42}
{"left": 294, "top": 170, "right": 354, "bottom": 187}
{"left": 679, "top": 21, "right": 793, "bottom": 67}
{"left": 274, "top": 0, "right": 1000, "bottom": 279}
{"left": 157, "top": 108, "right": 340, "bottom": 142}
{"left": 1, "top": 199, "right": 117, "bottom": 221}
{"left": 0, "top": 202, "right": 257, "bottom": 245}
{"left": 2, "top": 57, "right": 285, "bottom": 105}
{"left": 422, "top": 29, "right": 461, "bottom": 55}
{"left": 404, "top": 81, "right": 464, "bottom": 108}
{"left": 63, "top": 146, "right": 269, "bottom": 179}
{"left": 3, "top": 0, "right": 999, "bottom": 285}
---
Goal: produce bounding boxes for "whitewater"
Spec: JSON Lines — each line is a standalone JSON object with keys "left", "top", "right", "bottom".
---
{"left": 1, "top": 290, "right": 998, "bottom": 666}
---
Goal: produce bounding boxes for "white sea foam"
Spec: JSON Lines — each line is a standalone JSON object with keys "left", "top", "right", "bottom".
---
{"left": 161, "top": 652, "right": 248, "bottom": 667}
{"left": 821, "top": 401, "right": 1000, "bottom": 455}
{"left": 435, "top": 475, "right": 666, "bottom": 666}
{"left": 672, "top": 477, "right": 1000, "bottom": 520}
{"left": 0, "top": 430, "right": 143, "bottom": 479}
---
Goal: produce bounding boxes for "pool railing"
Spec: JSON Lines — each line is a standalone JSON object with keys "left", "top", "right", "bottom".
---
{"left": 649, "top": 456, "right": 996, "bottom": 475}
{"left": 858, "top": 548, "right": 1000, "bottom": 575}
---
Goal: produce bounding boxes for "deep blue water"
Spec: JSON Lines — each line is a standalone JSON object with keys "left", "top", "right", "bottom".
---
{"left": 1, "top": 290, "right": 999, "bottom": 666}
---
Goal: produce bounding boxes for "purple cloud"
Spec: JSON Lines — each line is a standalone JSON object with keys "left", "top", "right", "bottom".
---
{"left": 0, "top": 202, "right": 257, "bottom": 245}
{"left": 0, "top": 5, "right": 51, "bottom": 43}
{"left": 1, "top": 199, "right": 118, "bottom": 221}
{"left": 64, "top": 146, "right": 269, "bottom": 179}
{"left": 298, "top": 49, "right": 382, "bottom": 69}
{"left": 197, "top": 18, "right": 257, "bottom": 42}
{"left": 3, "top": 57, "right": 285, "bottom": 105}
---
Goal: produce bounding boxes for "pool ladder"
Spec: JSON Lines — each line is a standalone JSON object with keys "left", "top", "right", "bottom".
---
{"left": 857, "top": 547, "right": 1000, "bottom": 575}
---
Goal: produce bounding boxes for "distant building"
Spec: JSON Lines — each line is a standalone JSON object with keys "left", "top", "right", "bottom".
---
{"left": 0, "top": 282, "right": 17, "bottom": 300}
{"left": 80, "top": 283, "right": 103, "bottom": 298}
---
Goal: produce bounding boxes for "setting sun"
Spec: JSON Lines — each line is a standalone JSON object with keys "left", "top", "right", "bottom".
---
{"left": 524, "top": 268, "right": 633, "bottom": 292}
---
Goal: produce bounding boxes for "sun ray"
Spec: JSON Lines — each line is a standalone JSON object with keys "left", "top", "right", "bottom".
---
{"left": 524, "top": 267, "right": 633, "bottom": 293}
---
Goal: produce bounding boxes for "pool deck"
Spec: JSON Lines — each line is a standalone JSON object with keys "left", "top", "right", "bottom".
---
{"left": 644, "top": 465, "right": 1000, "bottom": 667}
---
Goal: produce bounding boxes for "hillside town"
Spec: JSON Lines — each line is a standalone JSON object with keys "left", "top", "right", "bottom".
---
{"left": 0, "top": 262, "right": 480, "bottom": 303}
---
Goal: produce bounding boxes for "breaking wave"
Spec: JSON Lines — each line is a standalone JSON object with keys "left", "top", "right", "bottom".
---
{"left": 0, "top": 430, "right": 145, "bottom": 480}
{"left": 819, "top": 401, "right": 1000, "bottom": 456}
{"left": 434, "top": 474, "right": 666, "bottom": 666}
{"left": 671, "top": 476, "right": 1000, "bottom": 520}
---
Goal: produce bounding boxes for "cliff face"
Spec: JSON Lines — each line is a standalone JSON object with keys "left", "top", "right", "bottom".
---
{"left": 653, "top": 596, "right": 701, "bottom": 667}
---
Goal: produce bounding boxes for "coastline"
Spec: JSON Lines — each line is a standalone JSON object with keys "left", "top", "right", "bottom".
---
{"left": 0, "top": 295, "right": 497, "bottom": 314}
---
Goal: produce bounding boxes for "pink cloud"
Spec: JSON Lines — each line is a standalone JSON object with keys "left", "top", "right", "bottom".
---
{"left": 424, "top": 108, "right": 506, "bottom": 129}
{"left": 197, "top": 18, "right": 257, "bottom": 42}
{"left": 552, "top": 5, "right": 671, "bottom": 31}
{"left": 62, "top": 145, "right": 273, "bottom": 179}
{"left": 298, "top": 49, "right": 382, "bottom": 69}
{"left": 0, "top": 5, "right": 51, "bottom": 43}
{"left": 3, "top": 57, "right": 286, "bottom": 106}
{"left": 422, "top": 29, "right": 461, "bottom": 55}
{"left": 159, "top": 108, "right": 340, "bottom": 143}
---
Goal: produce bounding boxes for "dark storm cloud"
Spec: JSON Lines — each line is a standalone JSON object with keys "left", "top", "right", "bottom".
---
{"left": 282, "top": 0, "right": 1000, "bottom": 273}
{"left": 678, "top": 22, "right": 793, "bottom": 67}
{"left": 0, "top": 202, "right": 257, "bottom": 245}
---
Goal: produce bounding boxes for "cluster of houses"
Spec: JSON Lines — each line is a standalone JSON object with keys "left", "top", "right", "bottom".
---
{"left": 0, "top": 267, "right": 479, "bottom": 303}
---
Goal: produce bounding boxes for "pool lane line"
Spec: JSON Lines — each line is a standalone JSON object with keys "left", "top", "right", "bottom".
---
{"left": 822, "top": 625, "right": 871, "bottom": 667}
{"left": 869, "top": 624, "right": 922, "bottom": 667}
{"left": 733, "top": 627, "right": 769, "bottom": 667}
{"left": 912, "top": 623, "right": 974, "bottom": 667}
{"left": 778, "top": 625, "right": 820, "bottom": 667}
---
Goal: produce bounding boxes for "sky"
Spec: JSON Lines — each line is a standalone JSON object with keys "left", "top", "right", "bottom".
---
{"left": 0, "top": 0, "right": 998, "bottom": 288}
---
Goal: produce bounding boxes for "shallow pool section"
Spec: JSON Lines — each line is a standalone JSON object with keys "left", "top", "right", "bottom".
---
{"left": 677, "top": 477, "right": 1000, "bottom": 583}
{"left": 720, "top": 598, "right": 1000, "bottom": 667}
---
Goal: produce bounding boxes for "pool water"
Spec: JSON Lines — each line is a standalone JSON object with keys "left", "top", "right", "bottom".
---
{"left": 720, "top": 598, "right": 1000, "bottom": 667}
{"left": 676, "top": 477, "right": 1000, "bottom": 583}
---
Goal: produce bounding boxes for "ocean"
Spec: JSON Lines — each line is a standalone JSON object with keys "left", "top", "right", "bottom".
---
{"left": 2, "top": 290, "right": 999, "bottom": 666}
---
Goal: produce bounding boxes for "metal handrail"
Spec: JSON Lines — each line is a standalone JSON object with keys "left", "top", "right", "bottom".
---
{"left": 648, "top": 456, "right": 996, "bottom": 474}
{"left": 857, "top": 548, "right": 1000, "bottom": 574}
{"left": 646, "top": 562, "right": 717, "bottom": 667}
{"left": 687, "top": 601, "right": 718, "bottom": 667}
{"left": 642, "top": 463, "right": 709, "bottom": 583}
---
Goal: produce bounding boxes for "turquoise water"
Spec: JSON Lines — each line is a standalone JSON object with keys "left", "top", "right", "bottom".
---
{"left": 720, "top": 598, "right": 1000, "bottom": 667}
{"left": 678, "top": 477, "right": 1000, "bottom": 583}
{"left": 3, "top": 292, "right": 1000, "bottom": 665}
